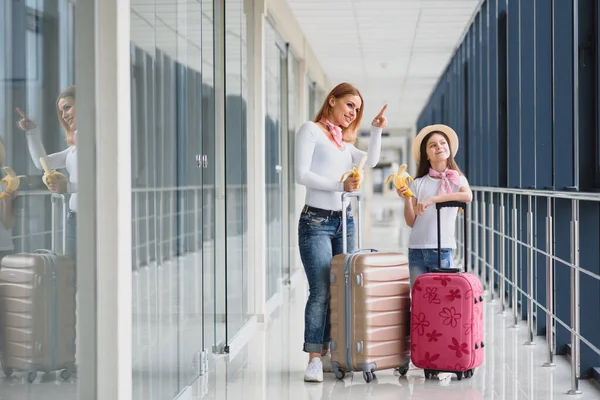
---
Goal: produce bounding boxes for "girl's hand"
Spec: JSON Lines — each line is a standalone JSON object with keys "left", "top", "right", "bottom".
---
{"left": 396, "top": 186, "right": 412, "bottom": 199}
{"left": 416, "top": 198, "right": 435, "bottom": 216}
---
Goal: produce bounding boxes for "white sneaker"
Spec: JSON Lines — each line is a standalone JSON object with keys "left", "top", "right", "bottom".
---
{"left": 304, "top": 358, "right": 324, "bottom": 383}
{"left": 321, "top": 352, "right": 333, "bottom": 372}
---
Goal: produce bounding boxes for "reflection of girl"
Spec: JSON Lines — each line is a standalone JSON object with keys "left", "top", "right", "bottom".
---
{"left": 16, "top": 86, "right": 77, "bottom": 256}
{"left": 0, "top": 138, "right": 15, "bottom": 261}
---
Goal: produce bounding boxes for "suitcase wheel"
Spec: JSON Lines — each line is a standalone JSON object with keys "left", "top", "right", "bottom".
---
{"left": 456, "top": 371, "right": 463, "bottom": 381}
{"left": 424, "top": 369, "right": 439, "bottom": 379}
{"left": 464, "top": 369, "right": 474, "bottom": 379}
{"left": 27, "top": 371, "right": 36, "bottom": 383}
{"left": 2, "top": 367, "right": 12, "bottom": 377}
{"left": 61, "top": 369, "right": 72, "bottom": 380}
{"left": 333, "top": 368, "right": 345, "bottom": 380}
{"left": 397, "top": 363, "right": 409, "bottom": 377}
{"left": 362, "top": 371, "right": 375, "bottom": 383}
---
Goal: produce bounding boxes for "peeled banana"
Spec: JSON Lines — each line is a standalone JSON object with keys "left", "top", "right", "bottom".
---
{"left": 39, "top": 157, "right": 68, "bottom": 191}
{"left": 340, "top": 155, "right": 368, "bottom": 189}
{"left": 385, "top": 163, "right": 414, "bottom": 196}
{"left": 0, "top": 167, "right": 25, "bottom": 199}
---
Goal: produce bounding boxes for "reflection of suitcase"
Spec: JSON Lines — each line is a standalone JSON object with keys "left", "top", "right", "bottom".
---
{"left": 410, "top": 201, "right": 484, "bottom": 381}
{"left": 330, "top": 192, "right": 411, "bottom": 383}
{"left": 0, "top": 194, "right": 76, "bottom": 383}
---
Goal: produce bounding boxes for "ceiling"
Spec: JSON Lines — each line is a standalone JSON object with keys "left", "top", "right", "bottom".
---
{"left": 286, "top": 0, "right": 481, "bottom": 131}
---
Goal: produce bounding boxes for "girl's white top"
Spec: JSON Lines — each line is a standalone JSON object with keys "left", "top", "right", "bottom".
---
{"left": 408, "top": 174, "right": 469, "bottom": 249}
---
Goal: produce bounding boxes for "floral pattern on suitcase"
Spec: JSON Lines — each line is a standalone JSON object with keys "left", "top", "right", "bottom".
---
{"left": 410, "top": 272, "right": 484, "bottom": 379}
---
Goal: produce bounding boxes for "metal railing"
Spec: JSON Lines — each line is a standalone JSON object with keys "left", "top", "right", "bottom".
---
{"left": 456, "top": 186, "right": 600, "bottom": 395}
{"left": 12, "top": 190, "right": 63, "bottom": 253}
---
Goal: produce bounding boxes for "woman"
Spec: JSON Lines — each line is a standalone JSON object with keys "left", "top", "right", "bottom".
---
{"left": 396, "top": 124, "right": 472, "bottom": 286}
{"left": 295, "top": 82, "right": 387, "bottom": 382}
{"left": 16, "top": 85, "right": 78, "bottom": 257}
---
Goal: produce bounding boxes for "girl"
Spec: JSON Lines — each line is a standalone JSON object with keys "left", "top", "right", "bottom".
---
{"left": 295, "top": 82, "right": 387, "bottom": 382}
{"left": 397, "top": 124, "right": 472, "bottom": 287}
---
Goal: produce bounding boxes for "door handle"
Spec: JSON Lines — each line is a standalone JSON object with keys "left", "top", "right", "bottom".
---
{"left": 196, "top": 155, "right": 208, "bottom": 168}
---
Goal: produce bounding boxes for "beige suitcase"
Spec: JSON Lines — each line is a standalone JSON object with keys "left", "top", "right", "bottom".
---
{"left": 0, "top": 194, "right": 76, "bottom": 382}
{"left": 329, "top": 192, "right": 411, "bottom": 383}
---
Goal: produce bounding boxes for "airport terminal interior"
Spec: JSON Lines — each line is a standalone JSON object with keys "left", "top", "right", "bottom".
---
{"left": 0, "top": 0, "right": 599, "bottom": 399}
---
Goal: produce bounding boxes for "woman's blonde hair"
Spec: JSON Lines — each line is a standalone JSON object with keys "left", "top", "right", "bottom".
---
{"left": 56, "top": 86, "right": 76, "bottom": 146}
{"left": 314, "top": 82, "right": 364, "bottom": 144}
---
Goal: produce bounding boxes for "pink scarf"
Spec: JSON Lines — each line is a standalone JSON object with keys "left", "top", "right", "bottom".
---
{"left": 320, "top": 118, "right": 343, "bottom": 148}
{"left": 429, "top": 168, "right": 460, "bottom": 195}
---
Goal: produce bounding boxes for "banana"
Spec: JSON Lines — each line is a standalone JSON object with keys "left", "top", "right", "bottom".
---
{"left": 0, "top": 167, "right": 26, "bottom": 199}
{"left": 39, "top": 157, "right": 68, "bottom": 191}
{"left": 340, "top": 155, "right": 368, "bottom": 189}
{"left": 385, "top": 163, "right": 415, "bottom": 196}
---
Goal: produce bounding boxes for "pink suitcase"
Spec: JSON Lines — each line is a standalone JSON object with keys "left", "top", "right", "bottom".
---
{"left": 410, "top": 201, "right": 484, "bottom": 381}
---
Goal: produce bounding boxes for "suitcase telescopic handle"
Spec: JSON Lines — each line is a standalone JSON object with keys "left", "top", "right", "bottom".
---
{"left": 341, "top": 192, "right": 361, "bottom": 253}
{"left": 50, "top": 194, "right": 68, "bottom": 255}
{"left": 436, "top": 201, "right": 468, "bottom": 272}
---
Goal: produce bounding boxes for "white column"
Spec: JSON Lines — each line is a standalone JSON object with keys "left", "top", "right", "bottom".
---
{"left": 292, "top": 59, "right": 308, "bottom": 273}
{"left": 76, "top": 0, "right": 132, "bottom": 399}
{"left": 245, "top": 0, "right": 267, "bottom": 321}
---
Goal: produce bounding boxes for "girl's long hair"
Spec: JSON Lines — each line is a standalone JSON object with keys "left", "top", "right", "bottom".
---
{"left": 416, "top": 131, "right": 463, "bottom": 178}
{"left": 313, "top": 82, "right": 364, "bottom": 144}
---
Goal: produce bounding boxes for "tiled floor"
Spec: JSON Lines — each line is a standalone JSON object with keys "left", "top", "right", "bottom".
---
{"left": 190, "top": 278, "right": 600, "bottom": 400}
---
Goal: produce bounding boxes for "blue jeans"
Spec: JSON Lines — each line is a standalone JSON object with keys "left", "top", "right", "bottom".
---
{"left": 408, "top": 248, "right": 453, "bottom": 287}
{"left": 298, "top": 208, "right": 355, "bottom": 353}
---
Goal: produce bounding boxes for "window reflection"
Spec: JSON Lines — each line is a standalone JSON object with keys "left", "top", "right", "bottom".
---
{"left": 0, "top": 0, "right": 78, "bottom": 393}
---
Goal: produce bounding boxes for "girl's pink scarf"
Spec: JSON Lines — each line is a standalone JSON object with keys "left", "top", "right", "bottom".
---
{"left": 429, "top": 167, "right": 460, "bottom": 195}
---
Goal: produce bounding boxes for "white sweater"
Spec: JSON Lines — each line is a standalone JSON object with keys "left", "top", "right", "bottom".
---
{"left": 295, "top": 121, "right": 382, "bottom": 211}
{"left": 25, "top": 128, "right": 78, "bottom": 212}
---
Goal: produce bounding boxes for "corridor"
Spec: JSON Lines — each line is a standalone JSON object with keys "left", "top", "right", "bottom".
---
{"left": 187, "top": 195, "right": 600, "bottom": 399}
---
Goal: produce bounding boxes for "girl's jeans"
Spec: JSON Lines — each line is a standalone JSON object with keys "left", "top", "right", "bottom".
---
{"left": 408, "top": 248, "right": 453, "bottom": 287}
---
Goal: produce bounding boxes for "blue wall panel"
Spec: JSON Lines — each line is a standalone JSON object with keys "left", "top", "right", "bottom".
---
{"left": 534, "top": 0, "right": 553, "bottom": 337}
{"left": 506, "top": 0, "right": 520, "bottom": 188}
{"left": 552, "top": 0, "right": 575, "bottom": 356}
{"left": 519, "top": 0, "right": 536, "bottom": 321}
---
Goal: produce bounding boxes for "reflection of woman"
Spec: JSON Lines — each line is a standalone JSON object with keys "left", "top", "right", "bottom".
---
{"left": 16, "top": 86, "right": 77, "bottom": 257}
{"left": 0, "top": 138, "right": 15, "bottom": 261}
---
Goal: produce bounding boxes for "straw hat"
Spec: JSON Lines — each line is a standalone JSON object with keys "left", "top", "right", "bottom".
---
{"left": 412, "top": 124, "right": 459, "bottom": 164}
